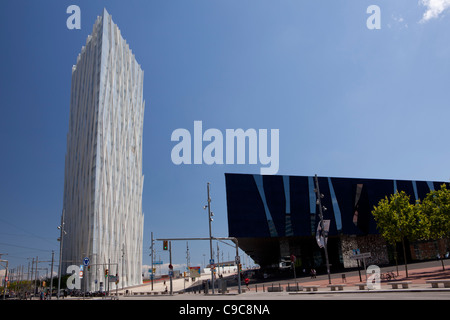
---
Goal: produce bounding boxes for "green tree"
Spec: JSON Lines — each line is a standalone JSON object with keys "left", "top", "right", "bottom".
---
{"left": 418, "top": 184, "right": 450, "bottom": 270}
{"left": 372, "top": 191, "right": 429, "bottom": 277}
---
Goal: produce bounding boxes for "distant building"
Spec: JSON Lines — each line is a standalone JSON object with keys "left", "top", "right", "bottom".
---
{"left": 62, "top": 9, "right": 145, "bottom": 291}
{"left": 225, "top": 173, "right": 448, "bottom": 272}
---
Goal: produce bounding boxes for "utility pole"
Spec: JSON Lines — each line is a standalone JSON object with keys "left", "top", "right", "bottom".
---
{"left": 186, "top": 242, "right": 190, "bottom": 271}
{"left": 314, "top": 174, "right": 331, "bottom": 284}
{"left": 30, "top": 257, "right": 34, "bottom": 298}
{"left": 27, "top": 259, "right": 30, "bottom": 282}
{"left": 50, "top": 251, "right": 54, "bottom": 299}
{"left": 0, "top": 254, "right": 8, "bottom": 300}
{"left": 233, "top": 239, "right": 242, "bottom": 294}
{"left": 34, "top": 256, "right": 38, "bottom": 296}
{"left": 122, "top": 244, "right": 125, "bottom": 290}
{"left": 57, "top": 209, "right": 66, "bottom": 299}
{"left": 107, "top": 258, "right": 110, "bottom": 295}
{"left": 150, "top": 232, "right": 154, "bottom": 291}
{"left": 185, "top": 241, "right": 190, "bottom": 291}
{"left": 217, "top": 243, "right": 220, "bottom": 277}
{"left": 206, "top": 182, "right": 214, "bottom": 294}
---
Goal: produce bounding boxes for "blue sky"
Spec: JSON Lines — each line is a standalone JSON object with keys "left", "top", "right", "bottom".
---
{"left": 1, "top": 0, "right": 450, "bottom": 276}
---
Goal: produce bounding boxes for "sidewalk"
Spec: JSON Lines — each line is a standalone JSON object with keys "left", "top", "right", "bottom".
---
{"left": 237, "top": 263, "right": 450, "bottom": 293}
{"left": 111, "top": 262, "right": 450, "bottom": 296}
{"left": 297, "top": 264, "right": 450, "bottom": 286}
{"left": 114, "top": 273, "right": 218, "bottom": 295}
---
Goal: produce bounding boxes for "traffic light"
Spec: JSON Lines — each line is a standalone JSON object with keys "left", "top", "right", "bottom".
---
{"left": 163, "top": 240, "right": 168, "bottom": 251}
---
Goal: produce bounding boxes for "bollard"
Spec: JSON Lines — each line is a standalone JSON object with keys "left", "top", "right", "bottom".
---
{"left": 255, "top": 284, "right": 258, "bottom": 292}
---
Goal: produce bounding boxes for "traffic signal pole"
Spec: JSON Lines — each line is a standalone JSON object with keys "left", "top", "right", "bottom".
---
{"left": 169, "top": 241, "right": 173, "bottom": 295}
{"left": 156, "top": 237, "right": 242, "bottom": 294}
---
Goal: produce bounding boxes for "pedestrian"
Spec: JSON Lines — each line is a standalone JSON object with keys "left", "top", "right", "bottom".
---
{"left": 244, "top": 277, "right": 250, "bottom": 290}
{"left": 310, "top": 268, "right": 316, "bottom": 279}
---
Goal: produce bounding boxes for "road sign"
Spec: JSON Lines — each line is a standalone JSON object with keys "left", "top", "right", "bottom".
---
{"left": 235, "top": 256, "right": 240, "bottom": 264}
{"left": 83, "top": 257, "right": 90, "bottom": 266}
{"left": 169, "top": 264, "right": 173, "bottom": 270}
{"left": 189, "top": 266, "right": 201, "bottom": 278}
{"left": 209, "top": 259, "right": 214, "bottom": 265}
{"left": 349, "top": 252, "right": 371, "bottom": 260}
{"left": 153, "top": 260, "right": 163, "bottom": 265}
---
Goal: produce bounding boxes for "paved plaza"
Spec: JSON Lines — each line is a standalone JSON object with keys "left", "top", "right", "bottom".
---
{"left": 100, "top": 260, "right": 450, "bottom": 300}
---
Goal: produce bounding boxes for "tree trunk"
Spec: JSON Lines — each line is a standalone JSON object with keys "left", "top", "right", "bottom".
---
{"left": 436, "top": 242, "right": 445, "bottom": 271}
{"left": 401, "top": 238, "right": 408, "bottom": 278}
{"left": 394, "top": 246, "right": 399, "bottom": 276}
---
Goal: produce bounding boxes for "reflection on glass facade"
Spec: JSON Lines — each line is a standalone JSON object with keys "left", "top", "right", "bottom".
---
{"left": 226, "top": 173, "right": 446, "bottom": 238}
{"left": 225, "top": 173, "right": 447, "bottom": 268}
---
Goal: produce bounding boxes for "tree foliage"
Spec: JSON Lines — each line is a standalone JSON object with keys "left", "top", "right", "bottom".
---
{"left": 372, "top": 191, "right": 428, "bottom": 245}
{"left": 372, "top": 186, "right": 450, "bottom": 274}
{"left": 418, "top": 184, "right": 450, "bottom": 241}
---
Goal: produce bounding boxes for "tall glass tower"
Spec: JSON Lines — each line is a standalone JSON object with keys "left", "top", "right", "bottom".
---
{"left": 62, "top": 9, "right": 145, "bottom": 291}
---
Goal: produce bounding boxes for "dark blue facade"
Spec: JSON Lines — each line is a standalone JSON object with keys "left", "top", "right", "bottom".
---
{"left": 225, "top": 173, "right": 446, "bottom": 239}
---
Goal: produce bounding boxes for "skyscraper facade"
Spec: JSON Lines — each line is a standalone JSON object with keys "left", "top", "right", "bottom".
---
{"left": 62, "top": 9, "right": 145, "bottom": 291}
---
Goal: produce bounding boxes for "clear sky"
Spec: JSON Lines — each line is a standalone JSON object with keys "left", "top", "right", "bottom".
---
{"left": 1, "top": 0, "right": 450, "bottom": 277}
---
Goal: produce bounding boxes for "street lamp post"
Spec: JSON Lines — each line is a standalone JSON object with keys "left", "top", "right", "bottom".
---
{"left": 314, "top": 175, "right": 332, "bottom": 284}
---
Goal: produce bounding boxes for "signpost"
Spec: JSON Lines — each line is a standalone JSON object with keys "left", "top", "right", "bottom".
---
{"left": 291, "top": 254, "right": 297, "bottom": 279}
{"left": 349, "top": 252, "right": 372, "bottom": 281}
